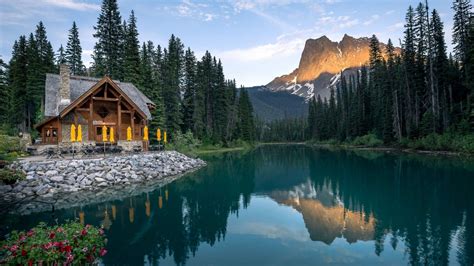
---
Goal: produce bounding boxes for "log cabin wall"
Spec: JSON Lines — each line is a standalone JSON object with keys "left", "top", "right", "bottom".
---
{"left": 37, "top": 78, "right": 150, "bottom": 145}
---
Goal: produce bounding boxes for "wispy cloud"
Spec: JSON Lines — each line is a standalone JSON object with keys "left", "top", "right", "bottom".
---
{"left": 171, "top": 0, "right": 218, "bottom": 22}
{"left": 219, "top": 38, "right": 305, "bottom": 62}
{"left": 42, "top": 0, "right": 100, "bottom": 11}
{"left": 0, "top": 0, "right": 98, "bottom": 25}
{"left": 363, "top": 14, "right": 380, "bottom": 26}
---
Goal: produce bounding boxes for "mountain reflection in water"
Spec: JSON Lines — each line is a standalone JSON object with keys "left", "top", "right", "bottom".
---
{"left": 1, "top": 145, "right": 473, "bottom": 265}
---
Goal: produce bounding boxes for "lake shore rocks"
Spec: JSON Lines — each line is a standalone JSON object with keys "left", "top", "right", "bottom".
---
{"left": 0, "top": 151, "right": 206, "bottom": 215}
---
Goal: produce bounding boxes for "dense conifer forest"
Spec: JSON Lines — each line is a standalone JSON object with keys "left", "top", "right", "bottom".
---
{"left": 259, "top": 0, "right": 474, "bottom": 152}
{"left": 0, "top": 0, "right": 255, "bottom": 146}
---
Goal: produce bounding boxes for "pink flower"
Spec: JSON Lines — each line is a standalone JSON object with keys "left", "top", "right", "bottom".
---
{"left": 19, "top": 235, "right": 27, "bottom": 242}
{"left": 99, "top": 229, "right": 104, "bottom": 236}
{"left": 66, "top": 253, "right": 74, "bottom": 264}
{"left": 99, "top": 248, "right": 107, "bottom": 257}
{"left": 56, "top": 227, "right": 64, "bottom": 233}
{"left": 27, "top": 230, "right": 34, "bottom": 237}
{"left": 9, "top": 245, "right": 18, "bottom": 252}
{"left": 81, "top": 228, "right": 87, "bottom": 236}
{"left": 85, "top": 224, "right": 91, "bottom": 229}
{"left": 49, "top": 232, "right": 55, "bottom": 239}
{"left": 21, "top": 249, "right": 27, "bottom": 257}
{"left": 43, "top": 242, "right": 53, "bottom": 250}
{"left": 54, "top": 241, "right": 63, "bottom": 250}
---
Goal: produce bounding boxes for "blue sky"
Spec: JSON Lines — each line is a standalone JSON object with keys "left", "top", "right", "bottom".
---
{"left": 0, "top": 0, "right": 455, "bottom": 86}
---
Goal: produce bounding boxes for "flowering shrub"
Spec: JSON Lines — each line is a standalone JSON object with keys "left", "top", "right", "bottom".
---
{"left": 0, "top": 222, "right": 107, "bottom": 265}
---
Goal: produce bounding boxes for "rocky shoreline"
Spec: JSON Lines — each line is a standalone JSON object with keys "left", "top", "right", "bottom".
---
{"left": 0, "top": 151, "right": 206, "bottom": 215}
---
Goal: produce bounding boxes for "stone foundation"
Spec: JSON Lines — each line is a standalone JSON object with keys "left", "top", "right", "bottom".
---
{"left": 0, "top": 151, "right": 206, "bottom": 215}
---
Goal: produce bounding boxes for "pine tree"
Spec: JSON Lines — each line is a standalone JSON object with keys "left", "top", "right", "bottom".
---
{"left": 432, "top": 9, "right": 450, "bottom": 130}
{"left": 123, "top": 10, "right": 141, "bottom": 84}
{"left": 92, "top": 0, "right": 123, "bottom": 79}
{"left": 139, "top": 42, "right": 153, "bottom": 97}
{"left": 195, "top": 51, "right": 213, "bottom": 138}
{"left": 403, "top": 6, "right": 417, "bottom": 136}
{"left": 452, "top": 0, "right": 473, "bottom": 64}
{"left": 237, "top": 88, "right": 255, "bottom": 142}
{"left": 8, "top": 36, "right": 28, "bottom": 130}
{"left": 65, "top": 21, "right": 85, "bottom": 75}
{"left": 162, "top": 35, "right": 184, "bottom": 134}
{"left": 148, "top": 43, "right": 166, "bottom": 135}
{"left": 34, "top": 21, "right": 55, "bottom": 75}
{"left": 182, "top": 48, "right": 196, "bottom": 133}
{"left": 26, "top": 33, "right": 44, "bottom": 129}
{"left": 56, "top": 44, "right": 66, "bottom": 66}
{"left": 0, "top": 58, "right": 9, "bottom": 125}
{"left": 213, "top": 59, "right": 228, "bottom": 142}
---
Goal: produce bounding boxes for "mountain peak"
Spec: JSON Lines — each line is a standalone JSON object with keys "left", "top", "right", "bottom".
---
{"left": 266, "top": 35, "right": 398, "bottom": 101}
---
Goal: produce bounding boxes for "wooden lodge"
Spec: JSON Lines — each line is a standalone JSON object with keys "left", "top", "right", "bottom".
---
{"left": 35, "top": 65, "right": 155, "bottom": 148}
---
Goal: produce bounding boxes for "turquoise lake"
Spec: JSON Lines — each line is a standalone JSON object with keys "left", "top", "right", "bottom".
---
{"left": 1, "top": 145, "right": 474, "bottom": 265}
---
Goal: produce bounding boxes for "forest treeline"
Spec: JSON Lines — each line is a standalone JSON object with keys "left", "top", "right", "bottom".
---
{"left": 0, "top": 0, "right": 255, "bottom": 145}
{"left": 259, "top": 0, "right": 474, "bottom": 152}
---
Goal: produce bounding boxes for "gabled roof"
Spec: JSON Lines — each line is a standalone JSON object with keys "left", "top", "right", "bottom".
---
{"left": 44, "top": 74, "right": 153, "bottom": 119}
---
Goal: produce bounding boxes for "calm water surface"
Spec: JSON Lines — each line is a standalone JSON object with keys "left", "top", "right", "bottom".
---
{"left": 2, "top": 145, "right": 474, "bottom": 265}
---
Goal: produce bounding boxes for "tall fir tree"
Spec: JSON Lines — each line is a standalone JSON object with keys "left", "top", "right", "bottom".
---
{"left": 0, "top": 58, "right": 9, "bottom": 126}
{"left": 8, "top": 37, "right": 28, "bottom": 130}
{"left": 56, "top": 44, "right": 66, "bottom": 66}
{"left": 123, "top": 10, "right": 141, "bottom": 84}
{"left": 237, "top": 88, "right": 255, "bottom": 142}
{"left": 92, "top": 0, "right": 123, "bottom": 79}
{"left": 182, "top": 48, "right": 197, "bottom": 133}
{"left": 65, "top": 21, "right": 85, "bottom": 75}
{"left": 162, "top": 35, "right": 184, "bottom": 134}
{"left": 452, "top": 0, "right": 473, "bottom": 65}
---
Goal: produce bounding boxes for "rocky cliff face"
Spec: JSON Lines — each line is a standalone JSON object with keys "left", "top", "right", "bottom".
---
{"left": 265, "top": 34, "right": 398, "bottom": 101}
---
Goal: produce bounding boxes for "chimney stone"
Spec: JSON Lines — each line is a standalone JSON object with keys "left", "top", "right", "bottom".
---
{"left": 59, "top": 64, "right": 71, "bottom": 105}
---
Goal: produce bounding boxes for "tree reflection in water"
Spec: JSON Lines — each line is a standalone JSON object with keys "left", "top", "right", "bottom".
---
{"left": 0, "top": 146, "right": 473, "bottom": 265}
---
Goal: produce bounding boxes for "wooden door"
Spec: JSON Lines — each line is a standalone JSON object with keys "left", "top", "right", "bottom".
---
{"left": 44, "top": 128, "right": 58, "bottom": 144}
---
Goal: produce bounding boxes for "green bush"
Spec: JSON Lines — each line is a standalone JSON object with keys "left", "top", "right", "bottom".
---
{"left": 351, "top": 134, "right": 383, "bottom": 147}
{"left": 0, "top": 168, "right": 26, "bottom": 185}
{"left": 407, "top": 133, "right": 474, "bottom": 153}
{"left": 0, "top": 222, "right": 107, "bottom": 265}
{"left": 166, "top": 131, "right": 201, "bottom": 153}
{"left": 0, "top": 135, "right": 23, "bottom": 161}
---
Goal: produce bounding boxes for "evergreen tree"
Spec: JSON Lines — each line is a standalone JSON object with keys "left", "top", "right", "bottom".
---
{"left": 65, "top": 21, "right": 84, "bottom": 75}
{"left": 237, "top": 88, "right": 255, "bottom": 142}
{"left": 34, "top": 21, "right": 55, "bottom": 75}
{"left": 123, "top": 10, "right": 141, "bottom": 84}
{"left": 8, "top": 36, "right": 28, "bottom": 130}
{"left": 213, "top": 59, "right": 228, "bottom": 142}
{"left": 162, "top": 35, "right": 184, "bottom": 134}
{"left": 26, "top": 33, "right": 43, "bottom": 129}
{"left": 56, "top": 44, "right": 66, "bottom": 66}
{"left": 139, "top": 42, "right": 153, "bottom": 97}
{"left": 92, "top": 0, "right": 123, "bottom": 79}
{"left": 432, "top": 9, "right": 450, "bottom": 130}
{"left": 182, "top": 48, "right": 196, "bottom": 133}
{"left": 452, "top": 0, "right": 473, "bottom": 64}
{"left": 0, "top": 58, "right": 9, "bottom": 125}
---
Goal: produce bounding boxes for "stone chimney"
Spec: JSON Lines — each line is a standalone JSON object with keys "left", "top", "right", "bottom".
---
{"left": 59, "top": 64, "right": 71, "bottom": 105}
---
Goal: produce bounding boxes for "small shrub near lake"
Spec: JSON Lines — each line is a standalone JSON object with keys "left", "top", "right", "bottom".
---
{"left": 166, "top": 131, "right": 201, "bottom": 153}
{"left": 0, "top": 222, "right": 107, "bottom": 265}
{"left": 0, "top": 134, "right": 23, "bottom": 162}
{"left": 0, "top": 168, "right": 26, "bottom": 185}
{"left": 407, "top": 133, "right": 474, "bottom": 153}
{"left": 351, "top": 134, "right": 383, "bottom": 147}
